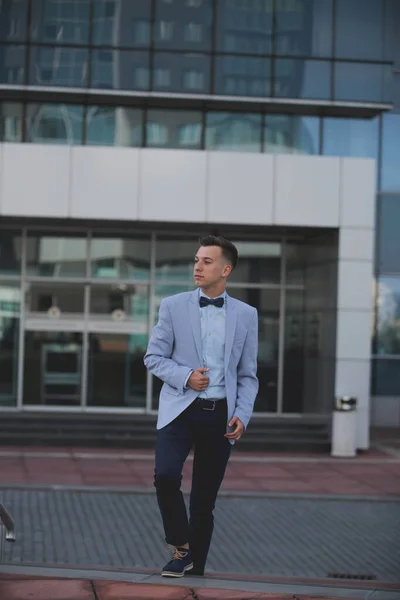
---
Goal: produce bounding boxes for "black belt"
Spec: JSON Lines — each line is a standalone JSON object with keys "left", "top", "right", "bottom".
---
{"left": 194, "top": 398, "right": 226, "bottom": 411}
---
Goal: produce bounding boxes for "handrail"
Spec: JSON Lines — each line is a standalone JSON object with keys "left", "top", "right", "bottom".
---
{"left": 0, "top": 502, "right": 16, "bottom": 542}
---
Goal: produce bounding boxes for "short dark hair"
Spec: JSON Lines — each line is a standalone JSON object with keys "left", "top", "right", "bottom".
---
{"left": 199, "top": 235, "right": 238, "bottom": 270}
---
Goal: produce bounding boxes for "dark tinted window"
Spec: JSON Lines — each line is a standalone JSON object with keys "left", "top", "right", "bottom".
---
{"left": 381, "top": 114, "right": 400, "bottom": 191}
{"left": 378, "top": 195, "right": 400, "bottom": 273}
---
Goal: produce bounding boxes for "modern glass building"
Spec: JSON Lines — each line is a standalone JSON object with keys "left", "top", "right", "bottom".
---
{"left": 0, "top": 0, "right": 399, "bottom": 447}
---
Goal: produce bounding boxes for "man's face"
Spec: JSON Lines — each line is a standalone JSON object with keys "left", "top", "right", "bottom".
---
{"left": 193, "top": 245, "right": 231, "bottom": 288}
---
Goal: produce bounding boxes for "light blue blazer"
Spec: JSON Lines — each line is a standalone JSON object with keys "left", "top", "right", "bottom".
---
{"left": 144, "top": 290, "right": 259, "bottom": 438}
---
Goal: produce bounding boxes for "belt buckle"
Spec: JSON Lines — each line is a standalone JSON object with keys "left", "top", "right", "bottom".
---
{"left": 202, "top": 399, "right": 216, "bottom": 411}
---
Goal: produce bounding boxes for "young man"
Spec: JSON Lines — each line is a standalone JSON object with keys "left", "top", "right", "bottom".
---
{"left": 144, "top": 235, "right": 259, "bottom": 577}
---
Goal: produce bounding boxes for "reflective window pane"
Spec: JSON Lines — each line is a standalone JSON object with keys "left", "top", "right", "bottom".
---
{"left": 381, "top": 114, "right": 400, "bottom": 191}
{"left": 91, "top": 50, "right": 149, "bottom": 91}
{"left": 375, "top": 277, "right": 400, "bottom": 355}
{"left": 89, "top": 284, "right": 149, "bottom": 326}
{"left": 23, "top": 330, "right": 83, "bottom": 406}
{"left": 274, "top": 59, "right": 330, "bottom": 100}
{"left": 0, "top": 102, "right": 23, "bottom": 142}
{"left": 334, "top": 62, "right": 393, "bottom": 104}
{"left": 146, "top": 109, "right": 202, "bottom": 150}
{"left": 26, "top": 104, "right": 83, "bottom": 144}
{"left": 335, "top": 0, "right": 393, "bottom": 61}
{"left": 0, "top": 281, "right": 20, "bottom": 407}
{"left": 92, "top": 0, "right": 151, "bottom": 47}
{"left": 156, "top": 239, "right": 197, "bottom": 283}
{"left": 0, "top": 0, "right": 28, "bottom": 42}
{"left": 0, "top": 230, "right": 22, "bottom": 275}
{"left": 87, "top": 333, "right": 147, "bottom": 408}
{"left": 372, "top": 359, "right": 400, "bottom": 395}
{"left": 283, "top": 289, "right": 305, "bottom": 413}
{"left": 86, "top": 106, "right": 142, "bottom": 147}
{"left": 214, "top": 56, "right": 271, "bottom": 97}
{"left": 0, "top": 44, "right": 25, "bottom": 84}
{"left": 30, "top": 0, "right": 90, "bottom": 45}
{"left": 25, "top": 282, "right": 85, "bottom": 316}
{"left": 90, "top": 237, "right": 150, "bottom": 281}
{"left": 275, "top": 0, "right": 332, "bottom": 57}
{"left": 229, "top": 242, "right": 281, "bottom": 285}
{"left": 153, "top": 53, "right": 210, "bottom": 93}
{"left": 230, "top": 287, "right": 280, "bottom": 413}
{"left": 154, "top": 0, "right": 212, "bottom": 51}
{"left": 26, "top": 235, "right": 87, "bottom": 277}
{"left": 378, "top": 195, "right": 400, "bottom": 273}
{"left": 216, "top": 0, "right": 272, "bottom": 54}
{"left": 29, "top": 46, "right": 88, "bottom": 87}
{"left": 322, "top": 117, "right": 379, "bottom": 160}
{"left": 264, "top": 115, "right": 319, "bottom": 155}
{"left": 205, "top": 112, "right": 262, "bottom": 153}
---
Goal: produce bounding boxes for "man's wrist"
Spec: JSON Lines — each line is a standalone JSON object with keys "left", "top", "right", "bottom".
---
{"left": 184, "top": 370, "right": 193, "bottom": 390}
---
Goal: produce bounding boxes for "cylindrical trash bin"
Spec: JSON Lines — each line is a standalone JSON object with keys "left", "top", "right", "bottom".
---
{"left": 331, "top": 396, "right": 357, "bottom": 458}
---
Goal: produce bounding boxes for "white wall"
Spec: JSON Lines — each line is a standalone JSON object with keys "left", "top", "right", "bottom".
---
{"left": 0, "top": 143, "right": 373, "bottom": 229}
{"left": 0, "top": 144, "right": 377, "bottom": 447}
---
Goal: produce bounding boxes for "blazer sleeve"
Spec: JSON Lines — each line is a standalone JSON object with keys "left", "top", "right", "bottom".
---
{"left": 144, "top": 298, "right": 193, "bottom": 394}
{"left": 233, "top": 308, "right": 259, "bottom": 429}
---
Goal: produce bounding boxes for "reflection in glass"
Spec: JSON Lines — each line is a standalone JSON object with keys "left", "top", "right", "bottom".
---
{"left": 91, "top": 237, "right": 150, "bottom": 280}
{"left": 29, "top": 46, "right": 88, "bottom": 87}
{"left": 285, "top": 241, "right": 306, "bottom": 285}
{"left": 0, "top": 44, "right": 25, "bottom": 84}
{"left": 0, "top": 282, "right": 20, "bottom": 406}
{"left": 372, "top": 359, "right": 400, "bottom": 396}
{"left": 25, "top": 282, "right": 85, "bottom": 316}
{"left": 334, "top": 62, "right": 392, "bottom": 103}
{"left": 87, "top": 333, "right": 147, "bottom": 408}
{"left": 92, "top": 0, "right": 151, "bottom": 47}
{"left": 231, "top": 288, "right": 280, "bottom": 413}
{"left": 155, "top": 240, "right": 197, "bottom": 283}
{"left": 26, "top": 235, "right": 87, "bottom": 277}
{"left": 86, "top": 106, "right": 142, "bottom": 147}
{"left": 214, "top": 56, "right": 271, "bottom": 97}
{"left": 274, "top": 59, "right": 330, "bottom": 99}
{"left": 283, "top": 289, "right": 305, "bottom": 413}
{"left": 275, "top": 0, "right": 332, "bottom": 57}
{"left": 154, "top": 0, "right": 212, "bottom": 51}
{"left": 151, "top": 283, "right": 198, "bottom": 409}
{"left": 229, "top": 242, "right": 281, "bottom": 285}
{"left": 264, "top": 115, "right": 319, "bottom": 155}
{"left": 146, "top": 110, "right": 202, "bottom": 150}
{"left": 205, "top": 112, "right": 262, "bottom": 153}
{"left": 381, "top": 115, "right": 400, "bottom": 192}
{"left": 0, "top": 230, "right": 22, "bottom": 275}
{"left": 375, "top": 277, "right": 400, "bottom": 355}
{"left": 378, "top": 196, "right": 400, "bottom": 273}
{"left": 0, "top": 102, "right": 23, "bottom": 142}
{"left": 27, "top": 104, "right": 83, "bottom": 144}
{"left": 335, "top": 0, "right": 393, "bottom": 61}
{"left": 30, "top": 0, "right": 90, "bottom": 45}
{"left": 91, "top": 50, "right": 149, "bottom": 91}
{"left": 23, "top": 330, "right": 82, "bottom": 406}
{"left": 89, "top": 284, "right": 149, "bottom": 326}
{"left": 153, "top": 53, "right": 210, "bottom": 93}
{"left": 322, "top": 117, "right": 379, "bottom": 160}
{"left": 0, "top": 0, "right": 28, "bottom": 42}
{"left": 216, "top": 0, "right": 272, "bottom": 54}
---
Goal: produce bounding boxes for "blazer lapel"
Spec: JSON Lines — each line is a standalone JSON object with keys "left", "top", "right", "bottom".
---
{"left": 224, "top": 295, "right": 237, "bottom": 371}
{"left": 189, "top": 291, "right": 203, "bottom": 365}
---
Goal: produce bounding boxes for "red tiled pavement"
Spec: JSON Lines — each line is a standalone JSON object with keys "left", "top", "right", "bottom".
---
{"left": 95, "top": 580, "right": 192, "bottom": 599}
{"left": 0, "top": 577, "right": 94, "bottom": 600}
{"left": 1, "top": 446, "right": 400, "bottom": 496}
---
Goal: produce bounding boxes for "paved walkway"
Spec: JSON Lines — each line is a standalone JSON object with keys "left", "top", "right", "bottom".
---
{"left": 0, "top": 445, "right": 400, "bottom": 497}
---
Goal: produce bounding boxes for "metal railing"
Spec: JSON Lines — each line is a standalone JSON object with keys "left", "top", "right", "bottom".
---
{"left": 0, "top": 503, "right": 16, "bottom": 562}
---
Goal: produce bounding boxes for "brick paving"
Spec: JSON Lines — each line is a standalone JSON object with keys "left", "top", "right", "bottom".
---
{"left": 0, "top": 446, "right": 400, "bottom": 497}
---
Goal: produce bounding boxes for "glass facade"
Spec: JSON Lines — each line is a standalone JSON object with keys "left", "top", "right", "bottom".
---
{"left": 0, "top": 0, "right": 394, "bottom": 103}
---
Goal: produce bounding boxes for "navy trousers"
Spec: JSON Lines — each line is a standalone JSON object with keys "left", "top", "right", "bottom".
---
{"left": 154, "top": 399, "right": 231, "bottom": 573}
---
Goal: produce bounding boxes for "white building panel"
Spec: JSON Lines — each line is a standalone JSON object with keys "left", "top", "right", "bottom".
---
{"left": 337, "top": 260, "right": 374, "bottom": 311}
{"left": 340, "top": 158, "right": 376, "bottom": 228}
{"left": 339, "top": 228, "right": 374, "bottom": 261}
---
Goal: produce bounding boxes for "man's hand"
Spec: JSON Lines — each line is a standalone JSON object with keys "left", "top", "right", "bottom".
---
{"left": 188, "top": 368, "right": 210, "bottom": 392}
{"left": 225, "top": 416, "right": 244, "bottom": 441}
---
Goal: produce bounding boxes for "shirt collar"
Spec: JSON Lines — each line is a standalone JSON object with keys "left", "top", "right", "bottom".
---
{"left": 198, "top": 289, "right": 227, "bottom": 301}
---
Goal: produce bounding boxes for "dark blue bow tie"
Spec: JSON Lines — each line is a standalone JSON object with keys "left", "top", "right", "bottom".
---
{"left": 199, "top": 296, "right": 224, "bottom": 308}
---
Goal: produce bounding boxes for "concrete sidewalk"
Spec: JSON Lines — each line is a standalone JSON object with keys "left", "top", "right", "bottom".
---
{"left": 2, "top": 566, "right": 400, "bottom": 600}
{"left": 0, "top": 445, "right": 399, "bottom": 497}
